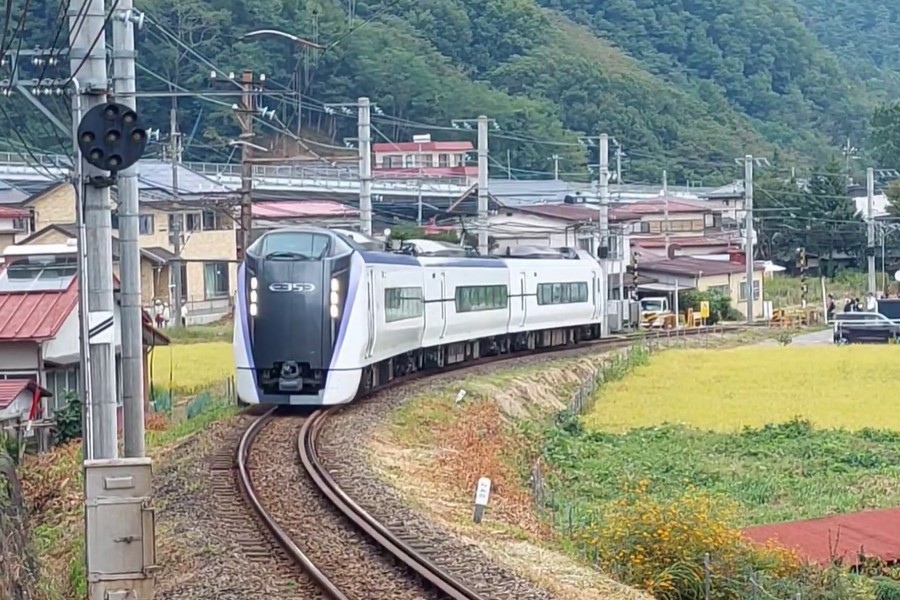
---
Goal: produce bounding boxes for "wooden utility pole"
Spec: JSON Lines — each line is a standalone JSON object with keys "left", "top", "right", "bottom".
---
{"left": 237, "top": 69, "right": 254, "bottom": 260}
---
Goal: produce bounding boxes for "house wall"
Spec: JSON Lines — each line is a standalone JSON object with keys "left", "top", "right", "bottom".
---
{"left": 133, "top": 209, "right": 237, "bottom": 313}
{"left": 484, "top": 213, "right": 630, "bottom": 272}
{"left": 0, "top": 232, "right": 15, "bottom": 253}
{"left": 639, "top": 268, "right": 765, "bottom": 318}
{"left": 28, "top": 183, "right": 76, "bottom": 229}
{"left": 19, "top": 229, "right": 163, "bottom": 305}
{"left": 24, "top": 184, "right": 236, "bottom": 313}
{"left": 0, "top": 342, "right": 40, "bottom": 374}
{"left": 0, "top": 391, "right": 32, "bottom": 424}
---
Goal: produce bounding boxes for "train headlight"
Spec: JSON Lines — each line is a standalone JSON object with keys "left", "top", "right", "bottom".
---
{"left": 250, "top": 276, "right": 258, "bottom": 291}
{"left": 250, "top": 290, "right": 258, "bottom": 303}
{"left": 331, "top": 277, "right": 339, "bottom": 292}
{"left": 250, "top": 303, "right": 258, "bottom": 317}
{"left": 329, "top": 304, "right": 339, "bottom": 319}
{"left": 330, "top": 291, "right": 339, "bottom": 305}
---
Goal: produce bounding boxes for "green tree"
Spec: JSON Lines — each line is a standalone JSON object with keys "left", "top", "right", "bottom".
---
{"left": 871, "top": 102, "right": 900, "bottom": 170}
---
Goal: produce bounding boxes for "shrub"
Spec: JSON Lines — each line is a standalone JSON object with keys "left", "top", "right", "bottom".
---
{"left": 571, "top": 484, "right": 800, "bottom": 599}
{"left": 54, "top": 391, "right": 82, "bottom": 445}
{"left": 678, "top": 289, "right": 740, "bottom": 324}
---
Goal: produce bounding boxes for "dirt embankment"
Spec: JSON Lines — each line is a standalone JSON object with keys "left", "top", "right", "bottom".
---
{"left": 368, "top": 352, "right": 653, "bottom": 600}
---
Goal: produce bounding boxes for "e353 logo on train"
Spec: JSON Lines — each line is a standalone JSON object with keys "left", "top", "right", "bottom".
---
{"left": 268, "top": 282, "right": 317, "bottom": 293}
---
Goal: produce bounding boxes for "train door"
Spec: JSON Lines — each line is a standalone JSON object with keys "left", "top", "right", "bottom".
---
{"left": 592, "top": 270, "right": 602, "bottom": 320}
{"left": 439, "top": 272, "right": 448, "bottom": 340}
{"left": 365, "top": 268, "right": 377, "bottom": 358}
{"left": 519, "top": 272, "right": 527, "bottom": 328}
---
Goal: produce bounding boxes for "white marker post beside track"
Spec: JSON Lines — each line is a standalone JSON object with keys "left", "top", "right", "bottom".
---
{"left": 473, "top": 477, "right": 492, "bottom": 524}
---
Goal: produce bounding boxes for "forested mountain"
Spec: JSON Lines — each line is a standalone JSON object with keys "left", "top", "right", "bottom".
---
{"left": 6, "top": 0, "right": 900, "bottom": 183}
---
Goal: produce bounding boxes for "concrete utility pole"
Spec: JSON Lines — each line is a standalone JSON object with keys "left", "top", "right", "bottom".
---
{"left": 112, "top": 0, "right": 145, "bottom": 456}
{"left": 550, "top": 154, "right": 560, "bottom": 180}
{"left": 452, "top": 116, "right": 495, "bottom": 254}
{"left": 598, "top": 133, "right": 610, "bottom": 337}
{"left": 662, "top": 169, "right": 670, "bottom": 257}
{"left": 744, "top": 155, "right": 755, "bottom": 323}
{"left": 358, "top": 97, "right": 372, "bottom": 236}
{"left": 476, "top": 115, "right": 489, "bottom": 255}
{"left": 169, "top": 101, "right": 185, "bottom": 325}
{"left": 614, "top": 141, "right": 624, "bottom": 200}
{"left": 237, "top": 70, "right": 254, "bottom": 259}
{"left": 69, "top": 0, "right": 118, "bottom": 460}
{"left": 867, "top": 167, "right": 876, "bottom": 294}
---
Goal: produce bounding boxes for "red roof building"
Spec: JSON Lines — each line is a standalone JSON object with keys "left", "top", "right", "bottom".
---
{"left": 0, "top": 280, "right": 79, "bottom": 341}
{"left": 372, "top": 135, "right": 476, "bottom": 184}
{"left": 0, "top": 246, "right": 169, "bottom": 437}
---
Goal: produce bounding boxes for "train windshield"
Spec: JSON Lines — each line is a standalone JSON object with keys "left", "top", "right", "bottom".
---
{"left": 252, "top": 231, "right": 332, "bottom": 260}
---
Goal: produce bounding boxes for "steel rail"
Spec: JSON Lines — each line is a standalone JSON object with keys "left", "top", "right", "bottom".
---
{"left": 236, "top": 407, "right": 349, "bottom": 600}
{"left": 298, "top": 324, "right": 757, "bottom": 598}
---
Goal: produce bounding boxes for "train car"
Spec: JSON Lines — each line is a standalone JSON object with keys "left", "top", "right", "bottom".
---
{"left": 235, "top": 230, "right": 609, "bottom": 407}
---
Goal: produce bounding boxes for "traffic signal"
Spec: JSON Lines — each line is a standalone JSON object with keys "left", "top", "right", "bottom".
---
{"left": 77, "top": 102, "right": 148, "bottom": 173}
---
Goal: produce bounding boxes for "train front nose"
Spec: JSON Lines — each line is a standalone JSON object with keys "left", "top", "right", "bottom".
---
{"left": 253, "top": 261, "right": 331, "bottom": 395}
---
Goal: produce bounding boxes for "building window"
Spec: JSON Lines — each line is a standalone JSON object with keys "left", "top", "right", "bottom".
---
{"left": 110, "top": 210, "right": 120, "bottom": 229}
{"left": 577, "top": 238, "right": 593, "bottom": 253}
{"left": 28, "top": 208, "right": 35, "bottom": 233}
{"left": 139, "top": 214, "right": 154, "bottom": 235}
{"left": 739, "top": 279, "right": 761, "bottom": 302}
{"left": 455, "top": 285, "right": 508, "bottom": 312}
{"left": 201, "top": 209, "right": 224, "bottom": 231}
{"left": 704, "top": 213, "right": 723, "bottom": 229}
{"left": 537, "top": 282, "right": 589, "bottom": 305}
{"left": 403, "top": 154, "right": 414, "bottom": 168}
{"left": 12, "top": 217, "right": 28, "bottom": 233}
{"left": 185, "top": 212, "right": 202, "bottom": 232}
{"left": 45, "top": 365, "right": 80, "bottom": 413}
{"left": 438, "top": 153, "right": 449, "bottom": 167}
{"left": 203, "top": 261, "right": 230, "bottom": 299}
{"left": 384, "top": 287, "right": 424, "bottom": 322}
{"left": 168, "top": 213, "right": 182, "bottom": 233}
{"left": 633, "top": 222, "right": 650, "bottom": 234}
{"left": 383, "top": 155, "right": 401, "bottom": 168}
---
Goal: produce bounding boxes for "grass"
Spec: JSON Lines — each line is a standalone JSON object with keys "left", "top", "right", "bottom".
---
{"left": 162, "top": 323, "right": 232, "bottom": 344}
{"left": 23, "top": 395, "right": 240, "bottom": 600}
{"left": 584, "top": 345, "right": 900, "bottom": 432}
{"left": 149, "top": 341, "right": 233, "bottom": 395}
{"left": 543, "top": 419, "right": 900, "bottom": 525}
{"left": 764, "top": 270, "right": 896, "bottom": 308}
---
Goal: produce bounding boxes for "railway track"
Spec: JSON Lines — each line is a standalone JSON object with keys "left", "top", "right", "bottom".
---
{"left": 231, "top": 324, "right": 756, "bottom": 599}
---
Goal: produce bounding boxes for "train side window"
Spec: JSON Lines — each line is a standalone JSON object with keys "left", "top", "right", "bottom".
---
{"left": 384, "top": 287, "right": 424, "bottom": 322}
{"left": 537, "top": 282, "right": 590, "bottom": 305}
{"left": 455, "top": 285, "right": 508, "bottom": 312}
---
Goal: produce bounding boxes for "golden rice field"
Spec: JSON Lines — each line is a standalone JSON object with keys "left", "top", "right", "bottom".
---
{"left": 585, "top": 345, "right": 900, "bottom": 432}
{"left": 148, "top": 341, "right": 233, "bottom": 393}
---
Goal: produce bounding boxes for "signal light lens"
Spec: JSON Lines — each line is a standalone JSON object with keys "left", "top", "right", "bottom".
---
{"left": 81, "top": 132, "right": 94, "bottom": 143}
{"left": 108, "top": 155, "right": 121, "bottom": 168}
{"left": 105, "top": 130, "right": 120, "bottom": 143}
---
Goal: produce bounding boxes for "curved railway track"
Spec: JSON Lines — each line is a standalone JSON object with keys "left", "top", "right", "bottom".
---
{"left": 232, "top": 324, "right": 754, "bottom": 599}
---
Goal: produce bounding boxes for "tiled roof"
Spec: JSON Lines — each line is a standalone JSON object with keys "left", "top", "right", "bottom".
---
{"left": 253, "top": 200, "right": 359, "bottom": 218}
{"left": 373, "top": 141, "right": 473, "bottom": 152}
{"left": 611, "top": 198, "right": 710, "bottom": 220}
{"left": 0, "top": 379, "right": 50, "bottom": 409}
{"left": 639, "top": 256, "right": 764, "bottom": 277}
{"left": 509, "top": 204, "right": 602, "bottom": 222}
{"left": 0, "top": 278, "right": 78, "bottom": 341}
{"left": 0, "top": 205, "right": 28, "bottom": 218}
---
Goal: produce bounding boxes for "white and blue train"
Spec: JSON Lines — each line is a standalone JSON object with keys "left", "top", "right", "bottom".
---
{"left": 234, "top": 226, "right": 608, "bottom": 406}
